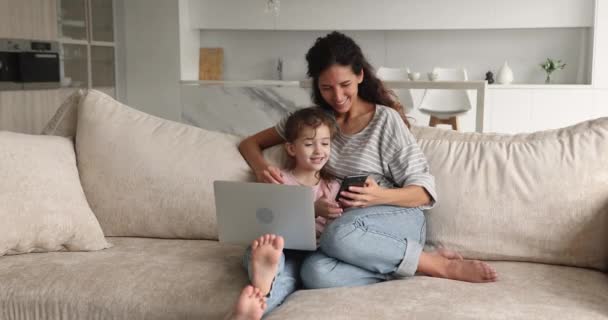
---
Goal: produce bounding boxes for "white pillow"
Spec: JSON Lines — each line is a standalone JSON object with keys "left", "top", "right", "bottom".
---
{"left": 75, "top": 90, "right": 253, "bottom": 239}
{"left": 0, "top": 131, "right": 110, "bottom": 256}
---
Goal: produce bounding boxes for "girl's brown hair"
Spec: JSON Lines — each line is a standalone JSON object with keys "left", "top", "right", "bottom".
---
{"left": 284, "top": 107, "right": 337, "bottom": 181}
{"left": 305, "top": 31, "right": 410, "bottom": 128}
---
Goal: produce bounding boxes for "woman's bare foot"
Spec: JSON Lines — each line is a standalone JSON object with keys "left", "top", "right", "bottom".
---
{"left": 444, "top": 259, "right": 498, "bottom": 283}
{"left": 431, "top": 247, "right": 463, "bottom": 260}
{"left": 251, "top": 234, "right": 284, "bottom": 295}
{"left": 229, "top": 285, "right": 266, "bottom": 320}
{"left": 418, "top": 251, "right": 498, "bottom": 283}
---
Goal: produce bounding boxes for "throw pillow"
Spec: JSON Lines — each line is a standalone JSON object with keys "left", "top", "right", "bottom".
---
{"left": 0, "top": 131, "right": 110, "bottom": 256}
{"left": 75, "top": 90, "right": 252, "bottom": 239}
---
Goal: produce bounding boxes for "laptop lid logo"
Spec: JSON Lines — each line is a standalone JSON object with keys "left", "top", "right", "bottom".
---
{"left": 256, "top": 208, "right": 274, "bottom": 224}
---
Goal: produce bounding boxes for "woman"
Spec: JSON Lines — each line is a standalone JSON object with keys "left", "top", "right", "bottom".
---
{"left": 237, "top": 31, "right": 497, "bottom": 317}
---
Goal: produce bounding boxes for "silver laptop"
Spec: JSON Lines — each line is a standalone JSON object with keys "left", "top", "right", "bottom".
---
{"left": 213, "top": 181, "right": 317, "bottom": 250}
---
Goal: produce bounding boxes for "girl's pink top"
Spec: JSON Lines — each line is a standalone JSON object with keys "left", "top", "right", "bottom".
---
{"left": 281, "top": 170, "right": 340, "bottom": 239}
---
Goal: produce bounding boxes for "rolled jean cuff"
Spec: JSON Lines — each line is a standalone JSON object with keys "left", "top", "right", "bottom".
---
{"left": 265, "top": 253, "right": 285, "bottom": 298}
{"left": 394, "top": 239, "right": 423, "bottom": 277}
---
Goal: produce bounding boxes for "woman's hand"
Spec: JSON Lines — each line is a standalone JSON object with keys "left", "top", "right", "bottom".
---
{"left": 315, "top": 197, "right": 343, "bottom": 219}
{"left": 255, "top": 165, "right": 284, "bottom": 184}
{"left": 339, "top": 177, "right": 385, "bottom": 208}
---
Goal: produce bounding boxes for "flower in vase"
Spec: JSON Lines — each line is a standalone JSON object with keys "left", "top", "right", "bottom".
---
{"left": 540, "top": 58, "right": 566, "bottom": 83}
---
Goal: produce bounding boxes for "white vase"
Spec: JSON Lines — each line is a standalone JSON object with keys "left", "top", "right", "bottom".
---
{"left": 497, "top": 61, "right": 514, "bottom": 84}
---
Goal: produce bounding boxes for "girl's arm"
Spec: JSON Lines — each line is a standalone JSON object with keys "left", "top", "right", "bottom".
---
{"left": 238, "top": 127, "right": 286, "bottom": 183}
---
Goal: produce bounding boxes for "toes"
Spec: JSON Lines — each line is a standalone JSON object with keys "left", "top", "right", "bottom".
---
{"left": 264, "top": 234, "right": 272, "bottom": 244}
{"left": 243, "top": 285, "right": 255, "bottom": 297}
{"left": 273, "top": 235, "right": 284, "bottom": 249}
{"left": 252, "top": 240, "right": 259, "bottom": 249}
{"left": 481, "top": 263, "right": 497, "bottom": 281}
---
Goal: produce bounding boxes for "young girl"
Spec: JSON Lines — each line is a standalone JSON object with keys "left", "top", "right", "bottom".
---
{"left": 281, "top": 107, "right": 342, "bottom": 239}
{"left": 228, "top": 108, "right": 342, "bottom": 320}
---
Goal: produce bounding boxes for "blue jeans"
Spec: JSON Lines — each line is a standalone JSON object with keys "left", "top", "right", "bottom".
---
{"left": 242, "top": 205, "right": 426, "bottom": 315}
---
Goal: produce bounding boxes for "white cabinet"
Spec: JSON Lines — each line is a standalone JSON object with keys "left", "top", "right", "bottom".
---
{"left": 485, "top": 89, "right": 532, "bottom": 134}
{"left": 593, "top": 90, "right": 608, "bottom": 118}
{"left": 0, "top": 0, "right": 58, "bottom": 40}
{"left": 485, "top": 87, "right": 602, "bottom": 134}
{"left": 58, "top": 0, "right": 116, "bottom": 96}
{"left": 593, "top": 0, "right": 608, "bottom": 88}
{"left": 0, "top": 89, "right": 76, "bottom": 134}
{"left": 529, "top": 89, "right": 595, "bottom": 132}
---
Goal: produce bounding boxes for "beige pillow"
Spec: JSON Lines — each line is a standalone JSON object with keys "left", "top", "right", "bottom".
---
{"left": 75, "top": 90, "right": 253, "bottom": 239}
{"left": 0, "top": 131, "right": 110, "bottom": 256}
{"left": 411, "top": 118, "right": 608, "bottom": 271}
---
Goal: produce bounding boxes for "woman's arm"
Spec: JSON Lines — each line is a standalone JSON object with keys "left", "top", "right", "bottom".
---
{"left": 339, "top": 179, "right": 432, "bottom": 208}
{"left": 238, "top": 127, "right": 286, "bottom": 183}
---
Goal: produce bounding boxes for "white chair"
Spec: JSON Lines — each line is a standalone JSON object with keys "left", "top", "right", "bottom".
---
{"left": 376, "top": 67, "right": 415, "bottom": 114}
{"left": 418, "top": 67, "right": 472, "bottom": 130}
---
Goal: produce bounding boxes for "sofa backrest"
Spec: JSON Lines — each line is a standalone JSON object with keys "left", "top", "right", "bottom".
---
{"left": 44, "top": 91, "right": 608, "bottom": 270}
{"left": 411, "top": 120, "right": 608, "bottom": 271}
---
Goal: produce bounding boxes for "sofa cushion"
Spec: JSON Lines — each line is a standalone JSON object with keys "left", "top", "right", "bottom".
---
{"left": 2, "top": 239, "right": 606, "bottom": 320}
{"left": 267, "top": 261, "right": 608, "bottom": 320}
{"left": 0, "top": 238, "right": 248, "bottom": 320}
{"left": 411, "top": 118, "right": 608, "bottom": 271}
{"left": 75, "top": 90, "right": 252, "bottom": 239}
{"left": 0, "top": 131, "right": 110, "bottom": 256}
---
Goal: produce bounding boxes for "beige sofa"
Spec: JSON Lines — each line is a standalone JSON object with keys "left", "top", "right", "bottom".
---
{"left": 1, "top": 89, "right": 607, "bottom": 320}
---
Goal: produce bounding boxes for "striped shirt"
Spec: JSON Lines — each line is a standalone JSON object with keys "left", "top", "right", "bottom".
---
{"left": 275, "top": 105, "right": 437, "bottom": 209}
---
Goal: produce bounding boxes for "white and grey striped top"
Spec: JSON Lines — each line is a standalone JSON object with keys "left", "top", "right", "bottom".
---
{"left": 275, "top": 105, "right": 437, "bottom": 209}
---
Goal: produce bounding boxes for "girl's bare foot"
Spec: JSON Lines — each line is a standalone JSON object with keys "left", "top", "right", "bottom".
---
{"left": 229, "top": 285, "right": 266, "bottom": 320}
{"left": 251, "top": 234, "right": 284, "bottom": 295}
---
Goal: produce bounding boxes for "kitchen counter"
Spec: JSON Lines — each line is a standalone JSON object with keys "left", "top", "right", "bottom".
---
{"left": 181, "top": 79, "right": 488, "bottom": 133}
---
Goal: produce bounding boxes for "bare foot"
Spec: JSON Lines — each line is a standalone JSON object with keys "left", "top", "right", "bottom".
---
{"left": 251, "top": 234, "right": 284, "bottom": 295}
{"left": 444, "top": 259, "right": 498, "bottom": 283}
{"left": 229, "top": 285, "right": 266, "bottom": 320}
{"left": 431, "top": 247, "right": 463, "bottom": 260}
{"left": 419, "top": 252, "right": 497, "bottom": 283}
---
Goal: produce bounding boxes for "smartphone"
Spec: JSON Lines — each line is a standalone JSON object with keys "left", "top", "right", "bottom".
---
{"left": 335, "top": 175, "right": 369, "bottom": 202}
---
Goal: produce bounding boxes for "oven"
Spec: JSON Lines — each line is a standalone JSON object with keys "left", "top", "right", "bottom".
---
{"left": 0, "top": 39, "right": 60, "bottom": 90}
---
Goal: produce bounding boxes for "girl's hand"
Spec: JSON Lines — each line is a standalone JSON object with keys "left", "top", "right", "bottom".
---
{"left": 339, "top": 177, "right": 384, "bottom": 208}
{"left": 315, "top": 197, "right": 343, "bottom": 219}
{"left": 255, "top": 165, "right": 284, "bottom": 184}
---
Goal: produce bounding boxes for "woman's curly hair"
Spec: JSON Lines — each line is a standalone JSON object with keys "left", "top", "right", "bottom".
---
{"left": 305, "top": 31, "right": 410, "bottom": 127}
